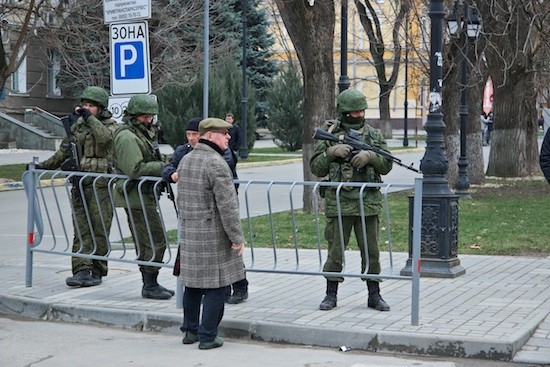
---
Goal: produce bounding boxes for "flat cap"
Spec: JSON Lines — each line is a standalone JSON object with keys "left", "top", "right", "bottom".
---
{"left": 199, "top": 117, "right": 232, "bottom": 136}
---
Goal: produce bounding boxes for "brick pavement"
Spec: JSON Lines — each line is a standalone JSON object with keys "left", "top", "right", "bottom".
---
{"left": 0, "top": 249, "right": 548, "bottom": 363}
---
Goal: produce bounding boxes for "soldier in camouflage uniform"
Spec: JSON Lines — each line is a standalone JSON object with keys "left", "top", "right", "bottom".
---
{"left": 310, "top": 89, "right": 393, "bottom": 312}
{"left": 39, "top": 86, "right": 118, "bottom": 287}
{"left": 113, "top": 94, "right": 174, "bottom": 300}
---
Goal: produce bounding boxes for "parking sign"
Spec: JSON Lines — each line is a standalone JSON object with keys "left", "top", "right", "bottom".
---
{"left": 110, "top": 21, "right": 151, "bottom": 95}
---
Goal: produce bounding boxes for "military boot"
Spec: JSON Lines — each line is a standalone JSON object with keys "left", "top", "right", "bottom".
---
{"left": 141, "top": 272, "right": 173, "bottom": 300}
{"left": 66, "top": 270, "right": 93, "bottom": 287}
{"left": 367, "top": 280, "right": 390, "bottom": 311}
{"left": 319, "top": 280, "right": 338, "bottom": 311}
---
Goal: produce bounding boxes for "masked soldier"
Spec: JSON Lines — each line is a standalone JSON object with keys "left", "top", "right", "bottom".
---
{"left": 113, "top": 94, "right": 174, "bottom": 300}
{"left": 39, "top": 86, "right": 118, "bottom": 287}
{"left": 310, "top": 89, "right": 393, "bottom": 312}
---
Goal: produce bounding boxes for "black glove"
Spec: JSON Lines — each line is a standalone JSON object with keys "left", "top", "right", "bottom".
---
{"left": 77, "top": 107, "right": 93, "bottom": 121}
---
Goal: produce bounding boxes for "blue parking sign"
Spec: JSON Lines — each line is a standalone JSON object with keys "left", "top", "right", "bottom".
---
{"left": 110, "top": 21, "right": 151, "bottom": 95}
{"left": 114, "top": 42, "right": 145, "bottom": 79}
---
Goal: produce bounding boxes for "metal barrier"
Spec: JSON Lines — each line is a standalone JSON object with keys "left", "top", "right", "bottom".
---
{"left": 23, "top": 161, "right": 422, "bottom": 325}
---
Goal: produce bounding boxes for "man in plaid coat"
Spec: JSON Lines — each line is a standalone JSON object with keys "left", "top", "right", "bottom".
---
{"left": 177, "top": 117, "right": 245, "bottom": 350}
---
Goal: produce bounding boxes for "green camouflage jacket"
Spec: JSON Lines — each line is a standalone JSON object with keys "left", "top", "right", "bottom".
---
{"left": 41, "top": 111, "right": 118, "bottom": 185}
{"left": 113, "top": 115, "right": 164, "bottom": 208}
{"left": 310, "top": 120, "right": 392, "bottom": 217}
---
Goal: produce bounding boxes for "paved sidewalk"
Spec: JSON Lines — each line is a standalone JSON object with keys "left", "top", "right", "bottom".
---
{"left": 0, "top": 250, "right": 548, "bottom": 364}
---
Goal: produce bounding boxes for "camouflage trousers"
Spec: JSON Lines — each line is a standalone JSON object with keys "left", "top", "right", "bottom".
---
{"left": 322, "top": 215, "right": 381, "bottom": 283}
{"left": 71, "top": 186, "right": 113, "bottom": 276}
{"left": 125, "top": 206, "right": 166, "bottom": 274}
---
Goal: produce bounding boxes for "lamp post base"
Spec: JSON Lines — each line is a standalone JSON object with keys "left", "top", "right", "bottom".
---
{"left": 400, "top": 194, "right": 466, "bottom": 278}
{"left": 400, "top": 257, "right": 466, "bottom": 278}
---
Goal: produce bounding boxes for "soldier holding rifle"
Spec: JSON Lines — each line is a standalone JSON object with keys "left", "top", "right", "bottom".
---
{"left": 37, "top": 86, "right": 118, "bottom": 288}
{"left": 310, "top": 89, "right": 393, "bottom": 312}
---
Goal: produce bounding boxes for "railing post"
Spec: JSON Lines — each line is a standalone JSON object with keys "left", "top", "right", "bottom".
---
{"left": 411, "top": 177, "right": 423, "bottom": 325}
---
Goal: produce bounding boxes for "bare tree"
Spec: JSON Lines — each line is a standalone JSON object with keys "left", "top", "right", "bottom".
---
{"left": 0, "top": 0, "right": 44, "bottom": 92}
{"left": 274, "top": 0, "right": 335, "bottom": 212}
{"left": 353, "top": 0, "right": 408, "bottom": 139}
{"left": 40, "top": 0, "right": 227, "bottom": 96}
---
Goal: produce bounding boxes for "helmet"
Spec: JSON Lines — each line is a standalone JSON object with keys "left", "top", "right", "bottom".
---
{"left": 126, "top": 94, "right": 158, "bottom": 115}
{"left": 80, "top": 86, "right": 109, "bottom": 109}
{"left": 336, "top": 89, "right": 368, "bottom": 114}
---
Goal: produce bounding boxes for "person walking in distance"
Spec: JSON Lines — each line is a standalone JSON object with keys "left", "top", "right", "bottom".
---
{"left": 310, "top": 89, "right": 393, "bottom": 312}
{"left": 113, "top": 94, "right": 174, "bottom": 300}
{"left": 177, "top": 118, "right": 245, "bottom": 350}
{"left": 37, "top": 86, "right": 117, "bottom": 288}
{"left": 225, "top": 112, "right": 242, "bottom": 157}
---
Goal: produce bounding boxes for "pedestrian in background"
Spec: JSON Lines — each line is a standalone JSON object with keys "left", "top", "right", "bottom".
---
{"left": 540, "top": 127, "right": 550, "bottom": 184}
{"left": 225, "top": 112, "right": 242, "bottom": 158}
{"left": 162, "top": 117, "right": 249, "bottom": 304}
{"left": 37, "top": 86, "right": 117, "bottom": 288}
{"left": 310, "top": 89, "right": 393, "bottom": 312}
{"left": 177, "top": 118, "right": 245, "bottom": 350}
{"left": 113, "top": 94, "right": 174, "bottom": 300}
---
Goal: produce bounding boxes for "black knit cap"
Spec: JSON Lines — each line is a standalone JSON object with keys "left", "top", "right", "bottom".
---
{"left": 186, "top": 117, "right": 202, "bottom": 132}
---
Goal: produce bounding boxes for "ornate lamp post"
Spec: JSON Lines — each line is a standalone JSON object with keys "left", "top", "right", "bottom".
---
{"left": 448, "top": 3, "right": 480, "bottom": 199}
{"left": 338, "top": 0, "right": 350, "bottom": 93}
{"left": 401, "top": 0, "right": 465, "bottom": 278}
{"left": 403, "top": 11, "right": 409, "bottom": 147}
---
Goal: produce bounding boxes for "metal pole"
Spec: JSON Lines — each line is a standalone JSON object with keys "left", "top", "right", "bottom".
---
{"left": 240, "top": 0, "right": 249, "bottom": 159}
{"left": 401, "top": 0, "right": 464, "bottom": 278}
{"left": 411, "top": 177, "right": 423, "bottom": 326}
{"left": 203, "top": 0, "right": 209, "bottom": 118}
{"left": 338, "top": 0, "right": 350, "bottom": 93}
{"left": 455, "top": 4, "right": 471, "bottom": 198}
{"left": 403, "top": 11, "right": 409, "bottom": 147}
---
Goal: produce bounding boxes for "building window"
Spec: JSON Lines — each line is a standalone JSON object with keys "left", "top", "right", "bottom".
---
{"left": 47, "top": 49, "right": 62, "bottom": 96}
{"left": 11, "top": 46, "right": 27, "bottom": 94}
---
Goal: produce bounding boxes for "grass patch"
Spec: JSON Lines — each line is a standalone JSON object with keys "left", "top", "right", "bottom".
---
{"left": 166, "top": 178, "right": 550, "bottom": 257}
{"left": 0, "top": 164, "right": 27, "bottom": 181}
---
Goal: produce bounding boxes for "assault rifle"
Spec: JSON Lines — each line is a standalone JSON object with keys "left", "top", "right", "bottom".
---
{"left": 313, "top": 128, "right": 421, "bottom": 173}
{"left": 59, "top": 114, "right": 83, "bottom": 197}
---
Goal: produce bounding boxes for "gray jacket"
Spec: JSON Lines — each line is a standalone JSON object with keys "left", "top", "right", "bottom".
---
{"left": 177, "top": 139, "right": 245, "bottom": 288}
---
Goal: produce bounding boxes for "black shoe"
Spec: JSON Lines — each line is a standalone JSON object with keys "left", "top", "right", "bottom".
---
{"left": 227, "top": 291, "right": 248, "bottom": 304}
{"left": 66, "top": 270, "right": 93, "bottom": 287}
{"left": 368, "top": 296, "right": 390, "bottom": 311}
{"left": 198, "top": 336, "right": 224, "bottom": 350}
{"left": 182, "top": 332, "right": 198, "bottom": 344}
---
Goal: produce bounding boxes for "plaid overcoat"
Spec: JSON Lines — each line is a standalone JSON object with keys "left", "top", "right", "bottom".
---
{"left": 176, "top": 141, "right": 245, "bottom": 288}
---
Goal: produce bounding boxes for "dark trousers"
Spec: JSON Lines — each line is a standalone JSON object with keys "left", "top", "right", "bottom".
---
{"left": 232, "top": 276, "right": 248, "bottom": 292}
{"left": 182, "top": 286, "right": 226, "bottom": 342}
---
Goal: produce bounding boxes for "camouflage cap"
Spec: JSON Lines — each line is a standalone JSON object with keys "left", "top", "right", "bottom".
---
{"left": 199, "top": 118, "right": 232, "bottom": 136}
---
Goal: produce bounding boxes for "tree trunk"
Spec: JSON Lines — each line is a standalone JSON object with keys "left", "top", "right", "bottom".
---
{"left": 486, "top": 72, "right": 539, "bottom": 176}
{"left": 478, "top": 1, "right": 540, "bottom": 177}
{"left": 275, "top": 0, "right": 336, "bottom": 212}
{"left": 378, "top": 89, "right": 393, "bottom": 138}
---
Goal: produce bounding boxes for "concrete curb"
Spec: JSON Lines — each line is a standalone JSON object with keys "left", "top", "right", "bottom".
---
{"left": 0, "top": 293, "right": 543, "bottom": 362}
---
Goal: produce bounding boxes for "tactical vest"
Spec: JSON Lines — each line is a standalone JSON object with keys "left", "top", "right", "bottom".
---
{"left": 324, "top": 120, "right": 383, "bottom": 192}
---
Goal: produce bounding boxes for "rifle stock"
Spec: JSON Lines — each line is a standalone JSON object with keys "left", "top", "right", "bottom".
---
{"left": 313, "top": 128, "right": 421, "bottom": 173}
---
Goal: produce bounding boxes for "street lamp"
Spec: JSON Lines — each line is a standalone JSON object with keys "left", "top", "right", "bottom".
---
{"left": 448, "top": 3, "right": 480, "bottom": 199}
{"left": 403, "top": 11, "right": 409, "bottom": 147}
{"left": 338, "top": 0, "right": 350, "bottom": 93}
{"left": 401, "top": 0, "right": 465, "bottom": 278}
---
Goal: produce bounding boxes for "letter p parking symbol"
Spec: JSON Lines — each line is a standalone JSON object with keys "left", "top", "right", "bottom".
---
{"left": 115, "top": 42, "right": 145, "bottom": 79}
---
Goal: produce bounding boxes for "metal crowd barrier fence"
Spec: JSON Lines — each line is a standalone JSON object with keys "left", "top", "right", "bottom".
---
{"left": 23, "top": 161, "right": 422, "bottom": 325}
